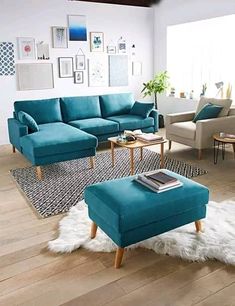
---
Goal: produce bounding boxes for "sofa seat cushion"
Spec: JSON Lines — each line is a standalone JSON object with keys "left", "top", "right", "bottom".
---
{"left": 85, "top": 170, "right": 209, "bottom": 234}
{"left": 20, "top": 122, "right": 97, "bottom": 157}
{"left": 69, "top": 118, "right": 119, "bottom": 136}
{"left": 170, "top": 121, "right": 196, "bottom": 140}
{"left": 107, "top": 114, "right": 154, "bottom": 131}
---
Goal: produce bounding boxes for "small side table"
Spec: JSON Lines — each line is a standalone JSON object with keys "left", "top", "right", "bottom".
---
{"left": 213, "top": 133, "right": 235, "bottom": 164}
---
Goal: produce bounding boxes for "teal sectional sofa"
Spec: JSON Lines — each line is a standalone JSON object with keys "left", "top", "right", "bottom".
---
{"left": 8, "top": 93, "right": 158, "bottom": 179}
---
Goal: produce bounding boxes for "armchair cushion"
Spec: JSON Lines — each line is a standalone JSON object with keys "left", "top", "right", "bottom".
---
{"left": 18, "top": 111, "right": 39, "bottom": 132}
{"left": 170, "top": 121, "right": 196, "bottom": 140}
{"left": 196, "top": 97, "right": 232, "bottom": 117}
{"left": 130, "top": 101, "right": 154, "bottom": 118}
{"left": 193, "top": 103, "right": 223, "bottom": 123}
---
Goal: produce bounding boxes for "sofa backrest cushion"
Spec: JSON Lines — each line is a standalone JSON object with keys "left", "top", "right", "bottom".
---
{"left": 99, "top": 93, "right": 135, "bottom": 118}
{"left": 14, "top": 98, "right": 62, "bottom": 124}
{"left": 60, "top": 96, "right": 101, "bottom": 122}
{"left": 195, "top": 97, "right": 232, "bottom": 117}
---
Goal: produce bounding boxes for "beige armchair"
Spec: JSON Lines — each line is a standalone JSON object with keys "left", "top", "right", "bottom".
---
{"left": 165, "top": 98, "right": 235, "bottom": 159}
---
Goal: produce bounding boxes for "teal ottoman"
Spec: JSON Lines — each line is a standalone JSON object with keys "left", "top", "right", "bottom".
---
{"left": 84, "top": 170, "right": 209, "bottom": 268}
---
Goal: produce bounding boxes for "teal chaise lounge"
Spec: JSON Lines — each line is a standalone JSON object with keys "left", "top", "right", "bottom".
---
{"left": 8, "top": 93, "right": 158, "bottom": 179}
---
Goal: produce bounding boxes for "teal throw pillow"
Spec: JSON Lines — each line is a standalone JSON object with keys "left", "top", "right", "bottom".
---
{"left": 130, "top": 101, "right": 154, "bottom": 118}
{"left": 193, "top": 103, "right": 223, "bottom": 123}
{"left": 18, "top": 111, "right": 39, "bottom": 132}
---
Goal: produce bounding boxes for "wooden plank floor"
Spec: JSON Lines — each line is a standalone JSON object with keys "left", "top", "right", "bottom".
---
{"left": 0, "top": 134, "right": 234, "bottom": 306}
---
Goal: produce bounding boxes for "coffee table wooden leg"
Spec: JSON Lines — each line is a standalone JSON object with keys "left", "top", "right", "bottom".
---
{"left": 140, "top": 147, "right": 143, "bottom": 161}
{"left": 195, "top": 220, "right": 202, "bottom": 232}
{"left": 111, "top": 142, "right": 115, "bottom": 167}
{"left": 130, "top": 148, "right": 134, "bottom": 175}
{"left": 160, "top": 142, "right": 164, "bottom": 168}
{"left": 115, "top": 247, "right": 124, "bottom": 268}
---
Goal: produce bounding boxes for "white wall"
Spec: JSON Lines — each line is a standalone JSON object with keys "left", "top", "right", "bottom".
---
{"left": 154, "top": 0, "right": 235, "bottom": 116}
{"left": 0, "top": 0, "right": 154, "bottom": 145}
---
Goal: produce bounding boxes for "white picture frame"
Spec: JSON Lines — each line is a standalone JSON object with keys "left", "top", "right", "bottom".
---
{"left": 107, "top": 45, "right": 116, "bottom": 54}
{"left": 74, "top": 71, "right": 84, "bottom": 84}
{"left": 90, "top": 32, "right": 104, "bottom": 52}
{"left": 51, "top": 26, "right": 68, "bottom": 48}
{"left": 132, "top": 61, "right": 142, "bottom": 76}
{"left": 88, "top": 55, "right": 108, "bottom": 87}
{"left": 37, "top": 42, "right": 50, "bottom": 60}
{"left": 17, "top": 37, "right": 35, "bottom": 60}
{"left": 58, "top": 57, "right": 74, "bottom": 78}
{"left": 75, "top": 54, "right": 86, "bottom": 70}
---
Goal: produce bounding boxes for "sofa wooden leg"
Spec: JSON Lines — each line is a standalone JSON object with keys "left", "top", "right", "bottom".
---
{"left": 36, "top": 166, "right": 42, "bottom": 180}
{"left": 198, "top": 149, "right": 202, "bottom": 160}
{"left": 195, "top": 220, "right": 202, "bottom": 232}
{"left": 168, "top": 140, "right": 172, "bottom": 150}
{"left": 12, "top": 145, "right": 16, "bottom": 153}
{"left": 90, "top": 222, "right": 98, "bottom": 239}
{"left": 115, "top": 247, "right": 124, "bottom": 269}
{"left": 89, "top": 157, "right": 95, "bottom": 169}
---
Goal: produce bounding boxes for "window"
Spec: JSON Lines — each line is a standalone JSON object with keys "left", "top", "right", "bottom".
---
{"left": 167, "top": 14, "right": 235, "bottom": 100}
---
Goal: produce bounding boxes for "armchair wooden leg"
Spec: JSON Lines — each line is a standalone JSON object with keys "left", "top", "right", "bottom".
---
{"left": 195, "top": 220, "right": 202, "bottom": 232}
{"left": 198, "top": 149, "right": 202, "bottom": 160}
{"left": 90, "top": 222, "right": 98, "bottom": 239}
{"left": 115, "top": 247, "right": 124, "bottom": 269}
{"left": 12, "top": 145, "right": 16, "bottom": 153}
{"left": 36, "top": 166, "right": 42, "bottom": 180}
{"left": 168, "top": 140, "right": 172, "bottom": 150}
{"left": 89, "top": 157, "right": 95, "bottom": 169}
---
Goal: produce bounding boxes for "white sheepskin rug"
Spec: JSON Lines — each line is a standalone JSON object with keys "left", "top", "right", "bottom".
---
{"left": 48, "top": 200, "right": 235, "bottom": 265}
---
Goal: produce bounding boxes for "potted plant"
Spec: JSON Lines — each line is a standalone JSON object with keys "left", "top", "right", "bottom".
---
{"left": 141, "top": 71, "right": 169, "bottom": 128}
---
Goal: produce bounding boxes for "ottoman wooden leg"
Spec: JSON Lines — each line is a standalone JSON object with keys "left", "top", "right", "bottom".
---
{"left": 90, "top": 222, "right": 98, "bottom": 239}
{"left": 115, "top": 247, "right": 124, "bottom": 269}
{"left": 195, "top": 220, "right": 202, "bottom": 232}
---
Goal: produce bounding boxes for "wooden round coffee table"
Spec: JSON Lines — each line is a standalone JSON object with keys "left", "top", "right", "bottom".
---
{"left": 213, "top": 133, "right": 235, "bottom": 164}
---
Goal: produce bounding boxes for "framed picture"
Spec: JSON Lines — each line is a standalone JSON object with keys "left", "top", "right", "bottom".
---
{"left": 51, "top": 26, "right": 68, "bottom": 48}
{"left": 90, "top": 32, "right": 104, "bottom": 52}
{"left": 37, "top": 42, "right": 50, "bottom": 60}
{"left": 88, "top": 55, "right": 108, "bottom": 87}
{"left": 107, "top": 45, "right": 116, "bottom": 54}
{"left": 17, "top": 37, "right": 35, "bottom": 60}
{"left": 68, "top": 15, "right": 87, "bottom": 41}
{"left": 74, "top": 71, "right": 84, "bottom": 84}
{"left": 75, "top": 54, "right": 85, "bottom": 70}
{"left": 109, "top": 55, "right": 128, "bottom": 86}
{"left": 58, "top": 57, "right": 73, "bottom": 78}
{"left": 118, "top": 38, "right": 127, "bottom": 54}
{"left": 132, "top": 61, "right": 142, "bottom": 76}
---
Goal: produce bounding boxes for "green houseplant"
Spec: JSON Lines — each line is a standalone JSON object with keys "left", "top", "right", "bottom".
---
{"left": 141, "top": 71, "right": 169, "bottom": 110}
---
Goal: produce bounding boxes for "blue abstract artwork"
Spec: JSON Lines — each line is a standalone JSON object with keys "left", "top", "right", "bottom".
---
{"left": 0, "top": 42, "right": 15, "bottom": 76}
{"left": 68, "top": 15, "right": 87, "bottom": 41}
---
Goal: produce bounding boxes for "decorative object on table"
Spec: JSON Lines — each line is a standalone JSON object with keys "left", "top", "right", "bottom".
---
{"left": 132, "top": 61, "right": 142, "bottom": 76}
{"left": 74, "top": 71, "right": 83, "bottom": 84}
{"left": 136, "top": 133, "right": 163, "bottom": 142}
{"left": 68, "top": 15, "right": 87, "bottom": 41}
{"left": 169, "top": 87, "right": 175, "bottom": 97}
{"left": 226, "top": 83, "right": 232, "bottom": 99}
{"left": 142, "top": 71, "right": 170, "bottom": 128}
{"left": 58, "top": 57, "right": 73, "bottom": 78}
{"left": 88, "top": 55, "right": 108, "bottom": 87}
{"left": 48, "top": 199, "right": 235, "bottom": 267}
{"left": 90, "top": 32, "right": 104, "bottom": 52}
{"left": 0, "top": 42, "right": 15, "bottom": 76}
{"left": 109, "top": 55, "right": 128, "bottom": 86}
{"left": 179, "top": 92, "right": 186, "bottom": 98}
{"left": 189, "top": 90, "right": 194, "bottom": 99}
{"left": 16, "top": 63, "right": 54, "bottom": 90}
{"left": 213, "top": 133, "right": 235, "bottom": 164}
{"left": 36, "top": 42, "right": 49, "bottom": 60}
{"left": 17, "top": 37, "right": 35, "bottom": 60}
{"left": 107, "top": 45, "right": 116, "bottom": 54}
{"left": 51, "top": 26, "right": 68, "bottom": 48}
{"left": 200, "top": 82, "right": 207, "bottom": 97}
{"left": 117, "top": 36, "right": 126, "bottom": 54}
{"left": 10, "top": 149, "right": 207, "bottom": 218}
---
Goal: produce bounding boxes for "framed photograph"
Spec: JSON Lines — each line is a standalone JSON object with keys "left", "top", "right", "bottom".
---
{"left": 107, "top": 45, "right": 116, "bottom": 54}
{"left": 37, "top": 42, "right": 50, "bottom": 60}
{"left": 118, "top": 40, "right": 127, "bottom": 54}
{"left": 52, "top": 26, "right": 68, "bottom": 48}
{"left": 58, "top": 57, "right": 73, "bottom": 78}
{"left": 17, "top": 37, "right": 35, "bottom": 60}
{"left": 75, "top": 54, "right": 85, "bottom": 70}
{"left": 90, "top": 32, "right": 104, "bottom": 52}
{"left": 68, "top": 15, "right": 87, "bottom": 41}
{"left": 74, "top": 71, "right": 84, "bottom": 84}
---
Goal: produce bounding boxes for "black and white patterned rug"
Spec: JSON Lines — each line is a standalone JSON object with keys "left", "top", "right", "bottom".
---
{"left": 10, "top": 149, "right": 208, "bottom": 218}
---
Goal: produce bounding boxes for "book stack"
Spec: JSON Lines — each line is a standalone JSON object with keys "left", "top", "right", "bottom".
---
{"left": 136, "top": 133, "right": 163, "bottom": 142}
{"left": 135, "top": 171, "right": 183, "bottom": 193}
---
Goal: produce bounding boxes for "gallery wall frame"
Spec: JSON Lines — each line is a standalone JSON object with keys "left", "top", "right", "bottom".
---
{"left": 37, "top": 42, "right": 50, "bottom": 60}
{"left": 17, "top": 37, "right": 35, "bottom": 60}
{"left": 74, "top": 71, "right": 84, "bottom": 84}
{"left": 90, "top": 32, "right": 104, "bottom": 52}
{"left": 68, "top": 15, "right": 87, "bottom": 41}
{"left": 132, "top": 61, "right": 142, "bottom": 76}
{"left": 75, "top": 54, "right": 86, "bottom": 70}
{"left": 51, "top": 26, "right": 68, "bottom": 48}
{"left": 0, "top": 42, "right": 15, "bottom": 76}
{"left": 109, "top": 55, "right": 128, "bottom": 86}
{"left": 88, "top": 55, "right": 108, "bottom": 87}
{"left": 107, "top": 45, "right": 116, "bottom": 54}
{"left": 58, "top": 57, "right": 74, "bottom": 78}
{"left": 17, "top": 63, "right": 54, "bottom": 91}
